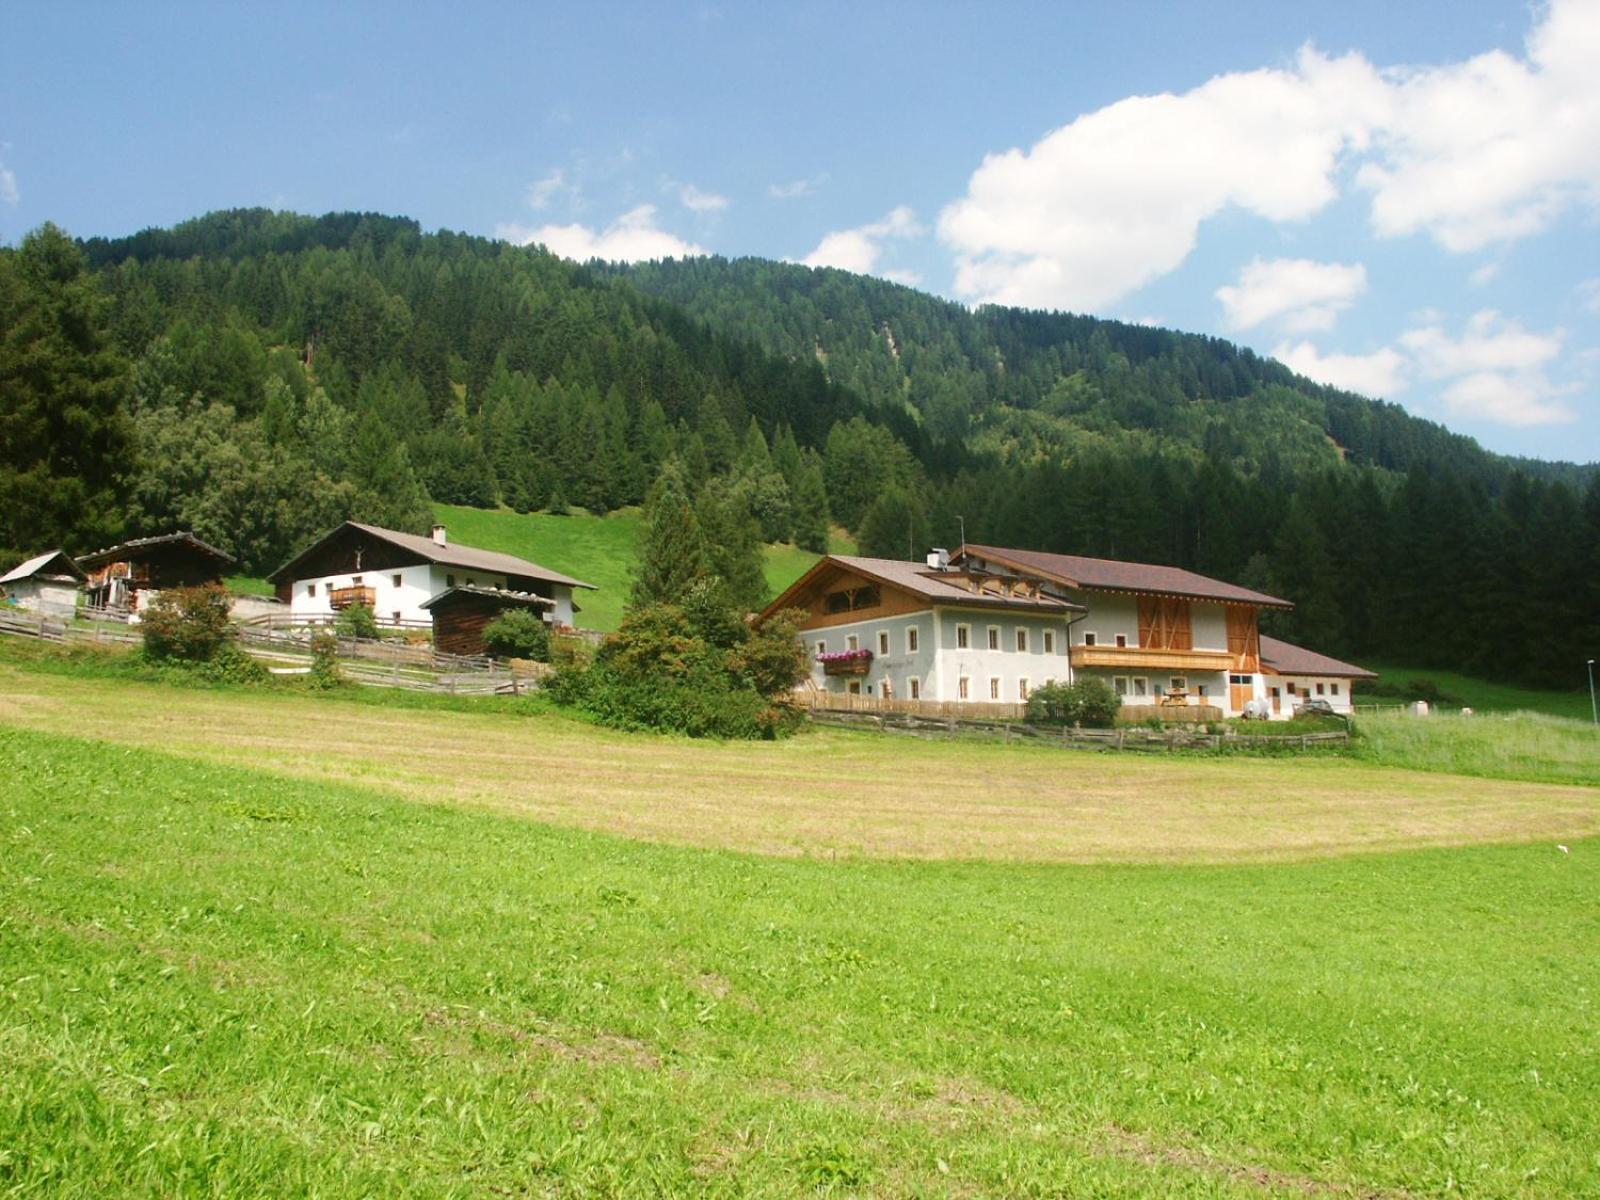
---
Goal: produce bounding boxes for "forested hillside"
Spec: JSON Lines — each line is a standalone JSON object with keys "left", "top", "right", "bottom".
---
{"left": 2, "top": 209, "right": 1597, "bottom": 688}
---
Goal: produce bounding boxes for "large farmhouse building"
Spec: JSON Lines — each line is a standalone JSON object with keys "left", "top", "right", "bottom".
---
{"left": 268, "top": 522, "right": 593, "bottom": 632}
{"left": 761, "top": 544, "right": 1372, "bottom": 719}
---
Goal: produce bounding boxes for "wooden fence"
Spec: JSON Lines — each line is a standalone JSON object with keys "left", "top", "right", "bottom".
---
{"left": 807, "top": 707, "right": 1350, "bottom": 753}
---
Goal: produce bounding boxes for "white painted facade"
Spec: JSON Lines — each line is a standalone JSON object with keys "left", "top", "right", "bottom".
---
{"left": 286, "top": 563, "right": 576, "bottom": 627}
{"left": 2, "top": 577, "right": 79, "bottom": 617}
{"left": 1266, "top": 673, "right": 1355, "bottom": 716}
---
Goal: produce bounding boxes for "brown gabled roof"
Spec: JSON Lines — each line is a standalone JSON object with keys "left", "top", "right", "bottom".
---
{"left": 956, "top": 544, "right": 1293, "bottom": 609}
{"left": 0, "top": 550, "right": 87, "bottom": 585}
{"left": 267, "top": 521, "right": 595, "bottom": 590}
{"left": 1259, "top": 636, "right": 1377, "bottom": 679}
{"left": 419, "top": 584, "right": 556, "bottom": 611}
{"left": 77, "top": 532, "right": 235, "bottom": 570}
{"left": 761, "top": 554, "right": 1086, "bottom": 621}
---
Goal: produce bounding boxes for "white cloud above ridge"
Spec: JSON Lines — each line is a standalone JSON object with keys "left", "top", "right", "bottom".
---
{"left": 1276, "top": 308, "right": 1576, "bottom": 427}
{"left": 525, "top": 169, "right": 572, "bottom": 211}
{"left": 799, "top": 205, "right": 923, "bottom": 276}
{"left": 1216, "top": 257, "right": 1368, "bottom": 332}
{"left": 0, "top": 159, "right": 17, "bottom": 206}
{"left": 939, "top": 0, "right": 1600, "bottom": 312}
{"left": 678, "top": 182, "right": 728, "bottom": 213}
{"left": 496, "top": 204, "right": 706, "bottom": 263}
{"left": 770, "top": 173, "right": 828, "bottom": 200}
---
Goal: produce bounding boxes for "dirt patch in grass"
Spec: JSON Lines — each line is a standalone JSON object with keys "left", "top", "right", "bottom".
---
{"left": 4, "top": 663, "right": 1598, "bottom": 865}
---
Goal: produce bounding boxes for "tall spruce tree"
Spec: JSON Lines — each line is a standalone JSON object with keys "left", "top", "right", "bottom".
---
{"left": 0, "top": 224, "right": 133, "bottom": 558}
{"left": 629, "top": 459, "right": 708, "bottom": 609}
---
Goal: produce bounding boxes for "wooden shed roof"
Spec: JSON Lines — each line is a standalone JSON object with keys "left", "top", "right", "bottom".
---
{"left": 1259, "top": 636, "right": 1377, "bottom": 679}
{"left": 0, "top": 549, "right": 87, "bottom": 585}
{"left": 268, "top": 522, "right": 594, "bottom": 590}
{"left": 419, "top": 584, "right": 556, "bottom": 611}
{"left": 77, "top": 532, "right": 235, "bottom": 570}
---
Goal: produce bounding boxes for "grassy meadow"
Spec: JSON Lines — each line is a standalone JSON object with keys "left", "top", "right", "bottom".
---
{"left": 432, "top": 503, "right": 855, "bottom": 631}
{"left": 1355, "top": 661, "right": 1595, "bottom": 722}
{"left": 4, "top": 721, "right": 1599, "bottom": 1197}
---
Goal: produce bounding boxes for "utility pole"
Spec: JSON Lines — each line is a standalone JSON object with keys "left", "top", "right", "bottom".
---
{"left": 1589, "top": 659, "right": 1597, "bottom": 726}
{"left": 957, "top": 515, "right": 966, "bottom": 549}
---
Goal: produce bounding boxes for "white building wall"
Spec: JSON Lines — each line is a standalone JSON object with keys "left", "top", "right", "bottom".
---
{"left": 287, "top": 564, "right": 494, "bottom": 625}
{"left": 1271, "top": 674, "right": 1356, "bottom": 716}
{"left": 5, "top": 578, "right": 80, "bottom": 617}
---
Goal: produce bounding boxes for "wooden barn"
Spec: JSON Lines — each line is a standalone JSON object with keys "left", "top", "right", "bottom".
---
{"left": 0, "top": 550, "right": 87, "bottom": 616}
{"left": 78, "top": 532, "right": 235, "bottom": 620}
{"left": 419, "top": 585, "right": 555, "bottom": 657}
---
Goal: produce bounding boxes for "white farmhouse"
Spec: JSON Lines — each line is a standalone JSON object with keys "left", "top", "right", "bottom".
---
{"left": 761, "top": 543, "right": 1373, "bottom": 720}
{"left": 267, "top": 522, "right": 594, "bottom": 630}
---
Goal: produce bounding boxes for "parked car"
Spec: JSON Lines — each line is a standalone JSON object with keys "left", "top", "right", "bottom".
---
{"left": 1301, "top": 697, "right": 1335, "bottom": 716}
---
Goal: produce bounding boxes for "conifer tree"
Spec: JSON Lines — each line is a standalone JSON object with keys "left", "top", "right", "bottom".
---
{"left": 629, "top": 459, "right": 708, "bottom": 609}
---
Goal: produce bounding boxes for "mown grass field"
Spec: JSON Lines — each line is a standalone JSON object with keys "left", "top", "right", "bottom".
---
{"left": 432, "top": 504, "right": 856, "bottom": 631}
{"left": 3, "top": 720, "right": 1598, "bottom": 1197}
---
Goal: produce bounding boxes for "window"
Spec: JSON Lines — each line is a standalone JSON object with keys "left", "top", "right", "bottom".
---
{"left": 392, "top": 574, "right": 403, "bottom": 588}
{"left": 847, "top": 634, "right": 859, "bottom": 651}
{"left": 816, "top": 640, "right": 827, "bottom": 657}
{"left": 909, "top": 678, "right": 921, "bottom": 700}
{"left": 989, "top": 677, "right": 1001, "bottom": 700}
{"left": 878, "top": 630, "right": 890, "bottom": 655}
{"left": 957, "top": 624, "right": 970, "bottom": 649}
{"left": 306, "top": 583, "right": 317, "bottom": 597}
{"left": 847, "top": 680, "right": 862, "bottom": 695}
{"left": 352, "top": 575, "right": 363, "bottom": 585}
{"left": 1331, "top": 682, "right": 1341, "bottom": 696}
{"left": 391, "top": 611, "right": 401, "bottom": 625}
{"left": 1196, "top": 683, "right": 1208, "bottom": 698}
{"left": 446, "top": 574, "right": 456, "bottom": 588}
{"left": 1018, "top": 678, "right": 1029, "bottom": 700}
{"left": 906, "top": 627, "right": 919, "bottom": 653}
{"left": 1083, "top": 631, "right": 1098, "bottom": 646}
{"left": 825, "top": 585, "right": 881, "bottom": 614}
{"left": 1132, "top": 677, "right": 1148, "bottom": 697}
{"left": 1115, "top": 634, "right": 1128, "bottom": 648}
{"left": 1170, "top": 676, "right": 1187, "bottom": 692}
{"left": 1316, "top": 682, "right": 1326, "bottom": 696}
{"left": 1286, "top": 682, "right": 1297, "bottom": 695}
{"left": 958, "top": 676, "right": 970, "bottom": 700}
{"left": 1113, "top": 676, "right": 1129, "bottom": 696}
{"left": 1043, "top": 630, "right": 1055, "bottom": 654}
{"left": 1229, "top": 674, "right": 1251, "bottom": 686}
{"left": 987, "top": 626, "right": 1000, "bottom": 650}
{"left": 1015, "top": 628, "right": 1028, "bottom": 653}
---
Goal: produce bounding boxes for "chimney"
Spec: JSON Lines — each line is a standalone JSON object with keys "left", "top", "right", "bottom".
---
{"left": 925, "top": 547, "right": 950, "bottom": 570}
{"left": 432, "top": 524, "right": 447, "bottom": 547}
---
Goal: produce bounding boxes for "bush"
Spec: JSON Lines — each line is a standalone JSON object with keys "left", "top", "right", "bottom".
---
{"left": 308, "top": 630, "right": 342, "bottom": 689}
{"left": 140, "top": 585, "right": 235, "bottom": 662}
{"left": 547, "top": 602, "right": 806, "bottom": 740}
{"left": 1026, "top": 677, "right": 1120, "bottom": 728}
{"left": 333, "top": 603, "right": 380, "bottom": 640}
{"left": 482, "top": 609, "right": 550, "bottom": 661}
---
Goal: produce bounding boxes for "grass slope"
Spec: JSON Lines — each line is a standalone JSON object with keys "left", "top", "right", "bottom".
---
{"left": 433, "top": 504, "right": 854, "bottom": 631}
{"left": 3, "top": 643, "right": 1597, "bottom": 863}
{"left": 1357, "top": 661, "right": 1595, "bottom": 721}
{"left": 3, "top": 724, "right": 1597, "bottom": 1196}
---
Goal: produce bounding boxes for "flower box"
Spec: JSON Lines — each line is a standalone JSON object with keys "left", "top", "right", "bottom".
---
{"left": 818, "top": 647, "right": 873, "bottom": 676}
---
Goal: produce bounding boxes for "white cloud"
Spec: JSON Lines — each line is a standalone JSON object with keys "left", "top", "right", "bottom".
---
{"left": 497, "top": 204, "right": 706, "bottom": 263}
{"left": 0, "top": 159, "right": 16, "bottom": 206}
{"left": 1399, "top": 308, "right": 1563, "bottom": 378}
{"left": 1438, "top": 371, "right": 1577, "bottom": 426}
{"left": 769, "top": 173, "right": 828, "bottom": 200}
{"left": 525, "top": 169, "right": 572, "bottom": 211}
{"left": 677, "top": 182, "right": 728, "bottom": 213}
{"left": 940, "top": 0, "right": 1600, "bottom": 311}
{"left": 1468, "top": 262, "right": 1502, "bottom": 287}
{"left": 799, "top": 205, "right": 924, "bottom": 276}
{"left": 1216, "top": 258, "right": 1367, "bottom": 332}
{"left": 1273, "top": 340, "right": 1410, "bottom": 398}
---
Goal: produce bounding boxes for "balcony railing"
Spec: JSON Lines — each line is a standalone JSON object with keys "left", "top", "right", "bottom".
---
{"left": 1069, "top": 644, "right": 1233, "bottom": 671}
{"left": 329, "top": 586, "right": 377, "bottom": 611}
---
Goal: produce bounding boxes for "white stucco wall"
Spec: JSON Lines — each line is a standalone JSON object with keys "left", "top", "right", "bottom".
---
{"left": 5, "top": 579, "right": 79, "bottom": 616}
{"left": 1270, "top": 674, "right": 1355, "bottom": 715}
{"left": 285, "top": 563, "right": 576, "bottom": 628}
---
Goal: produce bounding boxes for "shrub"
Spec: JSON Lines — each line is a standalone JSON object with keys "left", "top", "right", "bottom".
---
{"left": 308, "top": 630, "right": 342, "bottom": 689}
{"left": 333, "top": 602, "right": 380, "bottom": 640}
{"left": 1026, "top": 677, "right": 1120, "bottom": 728}
{"left": 140, "top": 585, "right": 235, "bottom": 662}
{"left": 482, "top": 609, "right": 551, "bottom": 661}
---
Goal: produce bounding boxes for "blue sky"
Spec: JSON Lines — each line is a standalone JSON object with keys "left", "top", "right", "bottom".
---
{"left": 4, "top": 2, "right": 1597, "bottom": 462}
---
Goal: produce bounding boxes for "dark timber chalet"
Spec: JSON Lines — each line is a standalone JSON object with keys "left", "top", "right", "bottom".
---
{"left": 760, "top": 543, "right": 1373, "bottom": 719}
{"left": 78, "top": 533, "right": 235, "bottom": 620}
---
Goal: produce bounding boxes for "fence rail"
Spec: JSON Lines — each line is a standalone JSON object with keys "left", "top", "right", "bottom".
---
{"left": 807, "top": 707, "right": 1349, "bottom": 752}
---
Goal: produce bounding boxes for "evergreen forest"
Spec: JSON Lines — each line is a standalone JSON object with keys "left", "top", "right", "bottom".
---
{"left": 2, "top": 208, "right": 1597, "bottom": 689}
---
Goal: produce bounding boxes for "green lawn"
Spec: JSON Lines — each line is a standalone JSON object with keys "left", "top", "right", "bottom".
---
{"left": 1356, "top": 660, "right": 1595, "bottom": 721}
{"left": 433, "top": 504, "right": 854, "bottom": 631}
{"left": 3, "top": 722, "right": 1597, "bottom": 1197}
{"left": 222, "top": 574, "right": 274, "bottom": 596}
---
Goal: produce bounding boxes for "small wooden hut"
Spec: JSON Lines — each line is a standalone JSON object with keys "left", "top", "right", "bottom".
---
{"left": 0, "top": 550, "right": 87, "bottom": 616}
{"left": 420, "top": 585, "right": 555, "bottom": 657}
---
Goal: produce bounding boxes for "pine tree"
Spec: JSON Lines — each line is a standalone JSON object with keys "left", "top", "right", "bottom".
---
{"left": 0, "top": 224, "right": 133, "bottom": 556}
{"left": 629, "top": 460, "right": 709, "bottom": 609}
{"left": 698, "top": 475, "right": 769, "bottom": 615}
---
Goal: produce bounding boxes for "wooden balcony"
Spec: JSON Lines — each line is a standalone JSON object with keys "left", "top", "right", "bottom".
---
{"left": 822, "top": 657, "right": 872, "bottom": 677}
{"left": 329, "top": 586, "right": 376, "bottom": 611}
{"left": 1070, "top": 644, "right": 1233, "bottom": 672}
